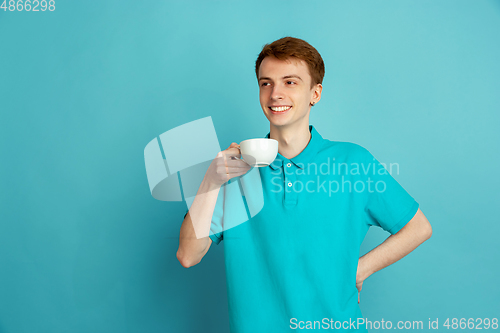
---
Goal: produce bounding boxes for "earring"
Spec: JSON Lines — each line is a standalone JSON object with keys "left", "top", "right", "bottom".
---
{"left": 310, "top": 102, "right": 315, "bottom": 106}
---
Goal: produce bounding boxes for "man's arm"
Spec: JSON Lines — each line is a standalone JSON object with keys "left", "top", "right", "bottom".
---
{"left": 356, "top": 208, "right": 432, "bottom": 301}
{"left": 176, "top": 142, "right": 250, "bottom": 268}
{"left": 176, "top": 179, "right": 220, "bottom": 268}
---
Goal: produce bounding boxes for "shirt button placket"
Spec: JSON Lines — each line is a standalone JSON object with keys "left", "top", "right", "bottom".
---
{"left": 284, "top": 161, "right": 297, "bottom": 207}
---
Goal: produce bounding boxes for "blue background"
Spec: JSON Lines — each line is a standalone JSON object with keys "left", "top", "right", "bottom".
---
{"left": 1, "top": 0, "right": 499, "bottom": 332}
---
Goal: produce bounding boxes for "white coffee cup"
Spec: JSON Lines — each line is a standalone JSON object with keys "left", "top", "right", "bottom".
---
{"left": 239, "top": 138, "right": 279, "bottom": 167}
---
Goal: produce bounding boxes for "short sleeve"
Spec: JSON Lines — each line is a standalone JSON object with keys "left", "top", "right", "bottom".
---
{"left": 209, "top": 232, "right": 223, "bottom": 244}
{"left": 182, "top": 210, "right": 223, "bottom": 244}
{"left": 362, "top": 149, "right": 419, "bottom": 235}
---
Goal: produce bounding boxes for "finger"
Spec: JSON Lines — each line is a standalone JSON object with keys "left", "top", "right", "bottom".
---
{"left": 225, "top": 159, "right": 250, "bottom": 168}
{"left": 215, "top": 158, "right": 247, "bottom": 171}
{"left": 225, "top": 165, "right": 250, "bottom": 174}
{"left": 224, "top": 167, "right": 250, "bottom": 173}
{"left": 224, "top": 147, "right": 241, "bottom": 158}
{"left": 219, "top": 153, "right": 240, "bottom": 165}
{"left": 227, "top": 171, "right": 250, "bottom": 179}
{"left": 222, "top": 154, "right": 242, "bottom": 163}
{"left": 227, "top": 142, "right": 239, "bottom": 150}
{"left": 216, "top": 156, "right": 247, "bottom": 167}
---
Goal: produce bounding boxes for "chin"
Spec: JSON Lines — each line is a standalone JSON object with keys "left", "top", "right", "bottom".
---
{"left": 264, "top": 113, "right": 284, "bottom": 124}
{"left": 268, "top": 119, "right": 290, "bottom": 128}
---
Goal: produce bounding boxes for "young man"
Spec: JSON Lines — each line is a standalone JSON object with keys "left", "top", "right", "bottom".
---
{"left": 177, "top": 37, "right": 432, "bottom": 332}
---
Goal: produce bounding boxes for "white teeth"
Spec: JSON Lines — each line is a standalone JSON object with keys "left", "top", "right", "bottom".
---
{"left": 270, "top": 106, "right": 291, "bottom": 112}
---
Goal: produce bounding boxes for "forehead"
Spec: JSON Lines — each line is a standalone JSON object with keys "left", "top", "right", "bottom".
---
{"left": 259, "top": 57, "right": 310, "bottom": 80}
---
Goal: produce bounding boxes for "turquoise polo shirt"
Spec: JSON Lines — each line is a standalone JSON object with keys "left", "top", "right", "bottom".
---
{"left": 204, "top": 125, "right": 419, "bottom": 332}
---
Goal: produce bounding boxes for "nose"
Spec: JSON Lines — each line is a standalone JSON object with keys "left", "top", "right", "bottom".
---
{"left": 271, "top": 84, "right": 284, "bottom": 100}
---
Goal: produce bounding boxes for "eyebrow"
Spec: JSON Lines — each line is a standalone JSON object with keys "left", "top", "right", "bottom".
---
{"left": 258, "top": 75, "right": 303, "bottom": 82}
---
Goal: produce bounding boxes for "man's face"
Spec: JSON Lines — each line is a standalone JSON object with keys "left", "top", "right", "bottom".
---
{"left": 258, "top": 56, "right": 321, "bottom": 129}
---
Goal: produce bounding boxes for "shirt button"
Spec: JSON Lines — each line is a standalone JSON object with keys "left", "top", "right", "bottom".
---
{"left": 287, "top": 182, "right": 292, "bottom": 187}
{"left": 287, "top": 163, "right": 291, "bottom": 167}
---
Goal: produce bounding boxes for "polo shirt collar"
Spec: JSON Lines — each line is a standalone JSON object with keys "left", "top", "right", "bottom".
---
{"left": 265, "top": 125, "right": 323, "bottom": 170}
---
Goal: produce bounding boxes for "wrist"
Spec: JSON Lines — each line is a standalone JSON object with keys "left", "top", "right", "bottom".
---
{"left": 357, "top": 256, "right": 373, "bottom": 282}
{"left": 201, "top": 177, "right": 222, "bottom": 193}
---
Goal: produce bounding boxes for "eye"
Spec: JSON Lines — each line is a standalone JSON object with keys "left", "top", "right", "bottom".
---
{"left": 286, "top": 81, "right": 296, "bottom": 85}
{"left": 260, "top": 82, "right": 270, "bottom": 87}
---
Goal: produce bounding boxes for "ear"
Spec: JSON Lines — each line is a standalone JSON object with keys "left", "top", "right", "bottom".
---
{"left": 311, "top": 83, "right": 322, "bottom": 105}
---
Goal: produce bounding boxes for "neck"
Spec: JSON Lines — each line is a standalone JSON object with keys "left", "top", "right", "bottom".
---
{"left": 269, "top": 122, "right": 311, "bottom": 160}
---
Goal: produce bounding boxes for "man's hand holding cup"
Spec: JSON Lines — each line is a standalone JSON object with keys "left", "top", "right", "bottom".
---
{"left": 205, "top": 142, "right": 251, "bottom": 188}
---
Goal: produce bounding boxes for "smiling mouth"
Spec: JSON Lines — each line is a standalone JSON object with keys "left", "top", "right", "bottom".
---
{"left": 269, "top": 106, "right": 292, "bottom": 114}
